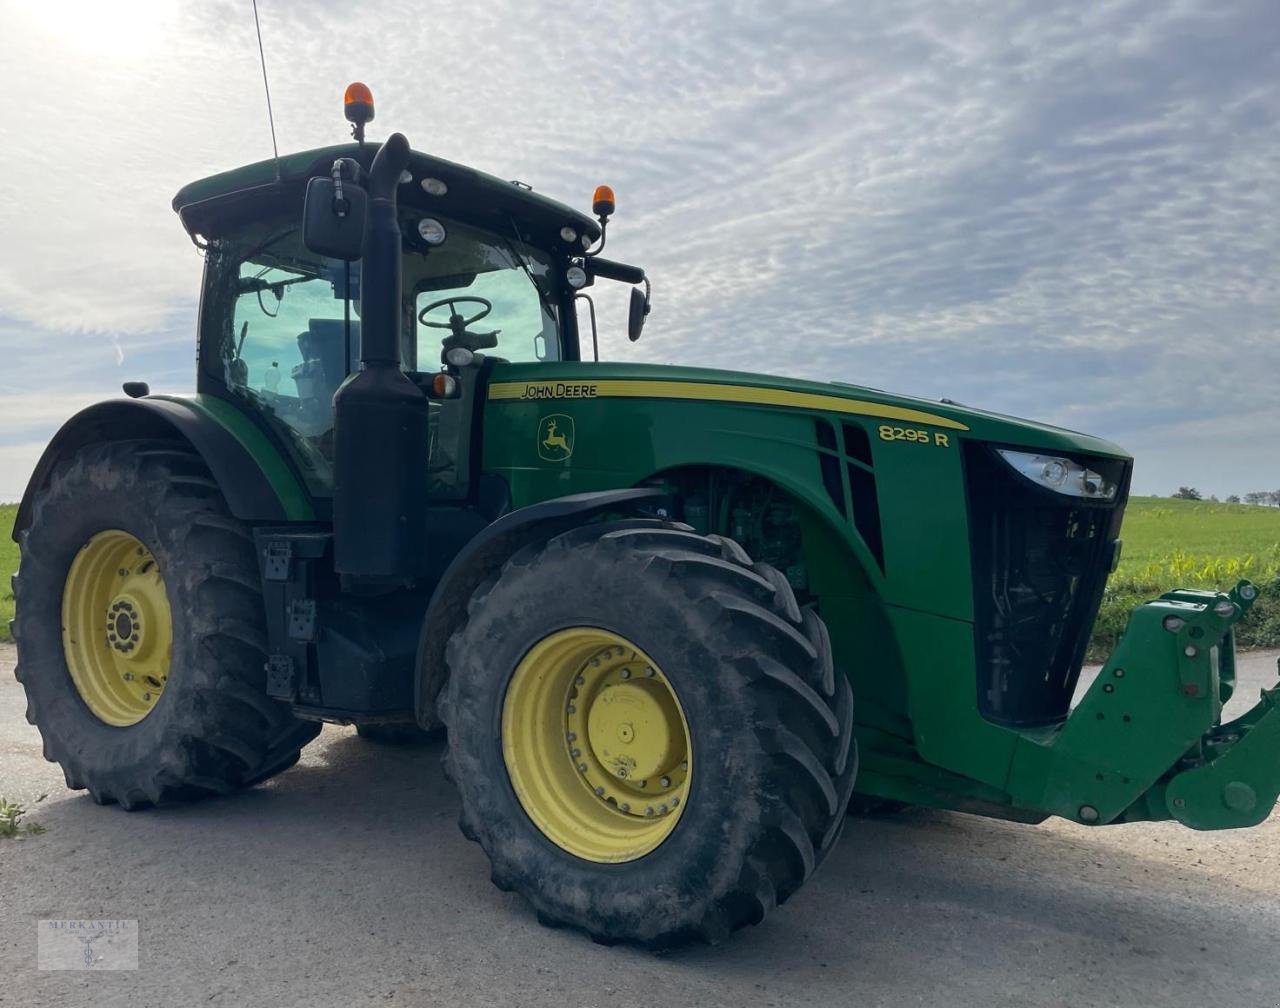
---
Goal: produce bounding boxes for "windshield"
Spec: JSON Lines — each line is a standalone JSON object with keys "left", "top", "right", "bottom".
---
{"left": 404, "top": 213, "right": 560, "bottom": 369}
{"left": 204, "top": 210, "right": 565, "bottom": 492}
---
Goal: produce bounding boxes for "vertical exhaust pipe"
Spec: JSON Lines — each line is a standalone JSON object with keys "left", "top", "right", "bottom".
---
{"left": 332, "top": 133, "right": 430, "bottom": 579}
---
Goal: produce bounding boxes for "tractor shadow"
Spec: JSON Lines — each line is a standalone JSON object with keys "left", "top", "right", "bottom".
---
{"left": 10, "top": 725, "right": 1279, "bottom": 1005}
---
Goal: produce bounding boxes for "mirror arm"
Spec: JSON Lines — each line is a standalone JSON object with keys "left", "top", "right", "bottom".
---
{"left": 586, "top": 257, "right": 645, "bottom": 285}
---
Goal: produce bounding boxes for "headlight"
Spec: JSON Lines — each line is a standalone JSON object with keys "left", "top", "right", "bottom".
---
{"left": 996, "top": 449, "right": 1118, "bottom": 500}
{"left": 444, "top": 346, "right": 475, "bottom": 368}
{"left": 417, "top": 218, "right": 447, "bottom": 245}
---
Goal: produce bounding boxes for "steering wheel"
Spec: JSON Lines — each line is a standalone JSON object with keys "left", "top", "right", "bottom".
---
{"left": 418, "top": 295, "right": 499, "bottom": 353}
{"left": 418, "top": 296, "right": 493, "bottom": 330}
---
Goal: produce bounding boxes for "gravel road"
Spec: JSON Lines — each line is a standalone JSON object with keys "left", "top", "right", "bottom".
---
{"left": 3, "top": 643, "right": 1279, "bottom": 1008}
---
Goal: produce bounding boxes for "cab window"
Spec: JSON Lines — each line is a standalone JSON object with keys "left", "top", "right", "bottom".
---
{"left": 406, "top": 215, "right": 559, "bottom": 369}
{"left": 220, "top": 227, "right": 357, "bottom": 488}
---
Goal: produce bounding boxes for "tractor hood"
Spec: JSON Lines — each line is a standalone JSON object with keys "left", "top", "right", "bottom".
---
{"left": 487, "top": 361, "right": 1130, "bottom": 461}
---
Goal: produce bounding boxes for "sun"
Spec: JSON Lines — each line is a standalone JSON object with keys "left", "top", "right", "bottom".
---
{"left": 20, "top": 0, "right": 174, "bottom": 57}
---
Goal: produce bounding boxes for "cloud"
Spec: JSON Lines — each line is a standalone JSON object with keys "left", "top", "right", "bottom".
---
{"left": 0, "top": 0, "right": 1277, "bottom": 499}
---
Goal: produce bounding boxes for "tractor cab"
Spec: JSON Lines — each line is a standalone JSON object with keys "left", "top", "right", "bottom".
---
{"left": 172, "top": 86, "right": 647, "bottom": 508}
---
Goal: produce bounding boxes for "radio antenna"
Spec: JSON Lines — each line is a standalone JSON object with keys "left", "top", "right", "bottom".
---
{"left": 251, "top": 0, "right": 281, "bottom": 181}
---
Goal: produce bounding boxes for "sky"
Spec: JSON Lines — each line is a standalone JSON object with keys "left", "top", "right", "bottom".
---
{"left": 1, "top": 0, "right": 1277, "bottom": 501}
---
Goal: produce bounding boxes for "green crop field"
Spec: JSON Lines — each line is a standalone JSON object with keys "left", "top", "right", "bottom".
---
{"left": 0, "top": 496, "right": 1276, "bottom": 654}
{"left": 1, "top": 504, "right": 16, "bottom": 643}
{"left": 1092, "top": 496, "right": 1280, "bottom": 658}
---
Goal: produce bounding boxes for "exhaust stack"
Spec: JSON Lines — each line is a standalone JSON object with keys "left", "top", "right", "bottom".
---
{"left": 332, "top": 133, "right": 430, "bottom": 580}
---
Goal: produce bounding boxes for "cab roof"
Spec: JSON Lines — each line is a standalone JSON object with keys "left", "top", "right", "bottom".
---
{"left": 172, "top": 141, "right": 601, "bottom": 249}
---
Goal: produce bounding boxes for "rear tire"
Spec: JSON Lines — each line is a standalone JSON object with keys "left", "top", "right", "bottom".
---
{"left": 12, "top": 440, "right": 320, "bottom": 809}
{"left": 440, "top": 519, "right": 856, "bottom": 947}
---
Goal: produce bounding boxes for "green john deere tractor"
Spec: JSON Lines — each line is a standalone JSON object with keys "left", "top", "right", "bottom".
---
{"left": 12, "top": 84, "right": 1276, "bottom": 947}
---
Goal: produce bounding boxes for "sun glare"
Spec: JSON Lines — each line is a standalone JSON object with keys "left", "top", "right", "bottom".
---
{"left": 23, "top": 1, "right": 174, "bottom": 56}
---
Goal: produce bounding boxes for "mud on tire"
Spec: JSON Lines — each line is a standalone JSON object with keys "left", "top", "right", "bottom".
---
{"left": 12, "top": 439, "right": 319, "bottom": 809}
{"left": 439, "top": 519, "right": 856, "bottom": 948}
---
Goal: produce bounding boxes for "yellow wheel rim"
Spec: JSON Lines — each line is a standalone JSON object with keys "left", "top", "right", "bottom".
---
{"left": 61, "top": 530, "right": 173, "bottom": 727}
{"left": 502, "top": 628, "right": 692, "bottom": 863}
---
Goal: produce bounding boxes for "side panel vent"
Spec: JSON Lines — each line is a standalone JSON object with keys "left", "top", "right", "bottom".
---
{"left": 813, "top": 418, "right": 885, "bottom": 572}
{"left": 814, "top": 419, "right": 846, "bottom": 516}
{"left": 846, "top": 461, "right": 884, "bottom": 569}
{"left": 841, "top": 423, "right": 874, "bottom": 466}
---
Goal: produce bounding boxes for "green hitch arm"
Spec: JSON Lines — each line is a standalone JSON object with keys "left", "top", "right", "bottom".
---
{"left": 1162, "top": 677, "right": 1280, "bottom": 829}
{"left": 1008, "top": 581, "right": 1264, "bottom": 828}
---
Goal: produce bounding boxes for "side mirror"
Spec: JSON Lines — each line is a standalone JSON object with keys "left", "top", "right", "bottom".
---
{"left": 627, "top": 286, "right": 649, "bottom": 342}
{"left": 303, "top": 167, "right": 367, "bottom": 261}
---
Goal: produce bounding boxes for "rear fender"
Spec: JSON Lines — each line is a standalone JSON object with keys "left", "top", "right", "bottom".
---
{"left": 13, "top": 395, "right": 314, "bottom": 537}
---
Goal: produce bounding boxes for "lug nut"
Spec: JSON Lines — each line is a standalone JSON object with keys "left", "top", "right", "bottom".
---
{"left": 566, "top": 732, "right": 576, "bottom": 742}
{"left": 576, "top": 675, "right": 585, "bottom": 686}
{"left": 645, "top": 807, "right": 654, "bottom": 817}
{"left": 620, "top": 803, "right": 630, "bottom": 813}
{"left": 670, "top": 796, "right": 679, "bottom": 807}
{"left": 660, "top": 776, "right": 671, "bottom": 788}
{"left": 620, "top": 669, "right": 631, "bottom": 680}
{"left": 645, "top": 667, "right": 656, "bottom": 678}
{"left": 578, "top": 763, "right": 588, "bottom": 773}
{"left": 571, "top": 748, "right": 581, "bottom": 758}
{"left": 594, "top": 787, "right": 604, "bottom": 796}
{"left": 567, "top": 704, "right": 576, "bottom": 714}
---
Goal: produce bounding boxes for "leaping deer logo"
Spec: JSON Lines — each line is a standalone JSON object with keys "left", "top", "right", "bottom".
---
{"left": 538, "top": 415, "right": 575, "bottom": 461}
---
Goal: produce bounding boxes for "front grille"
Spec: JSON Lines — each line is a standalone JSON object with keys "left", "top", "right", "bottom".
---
{"left": 964, "top": 443, "right": 1130, "bottom": 727}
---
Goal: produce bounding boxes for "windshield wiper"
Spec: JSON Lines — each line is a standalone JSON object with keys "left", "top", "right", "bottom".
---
{"left": 501, "top": 215, "right": 556, "bottom": 320}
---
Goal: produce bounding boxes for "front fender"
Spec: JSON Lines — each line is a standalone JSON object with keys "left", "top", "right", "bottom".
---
{"left": 13, "top": 394, "right": 314, "bottom": 537}
{"left": 413, "top": 487, "right": 669, "bottom": 727}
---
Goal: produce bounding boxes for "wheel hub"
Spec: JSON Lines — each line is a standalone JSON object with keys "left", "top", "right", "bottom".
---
{"left": 581, "top": 678, "right": 682, "bottom": 787}
{"left": 502, "top": 628, "right": 692, "bottom": 863}
{"left": 62, "top": 530, "right": 173, "bottom": 726}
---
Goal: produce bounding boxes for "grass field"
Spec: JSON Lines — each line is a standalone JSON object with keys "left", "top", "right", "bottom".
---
{"left": 1092, "top": 496, "right": 1280, "bottom": 658}
{"left": 0, "top": 504, "right": 15, "bottom": 644}
{"left": 1, "top": 497, "right": 1276, "bottom": 655}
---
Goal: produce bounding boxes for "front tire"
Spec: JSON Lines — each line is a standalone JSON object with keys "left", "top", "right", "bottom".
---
{"left": 440, "top": 520, "right": 856, "bottom": 947}
{"left": 12, "top": 440, "right": 320, "bottom": 809}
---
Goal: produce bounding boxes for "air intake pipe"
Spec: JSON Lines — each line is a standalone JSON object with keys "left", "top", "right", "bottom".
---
{"left": 332, "top": 133, "right": 430, "bottom": 580}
